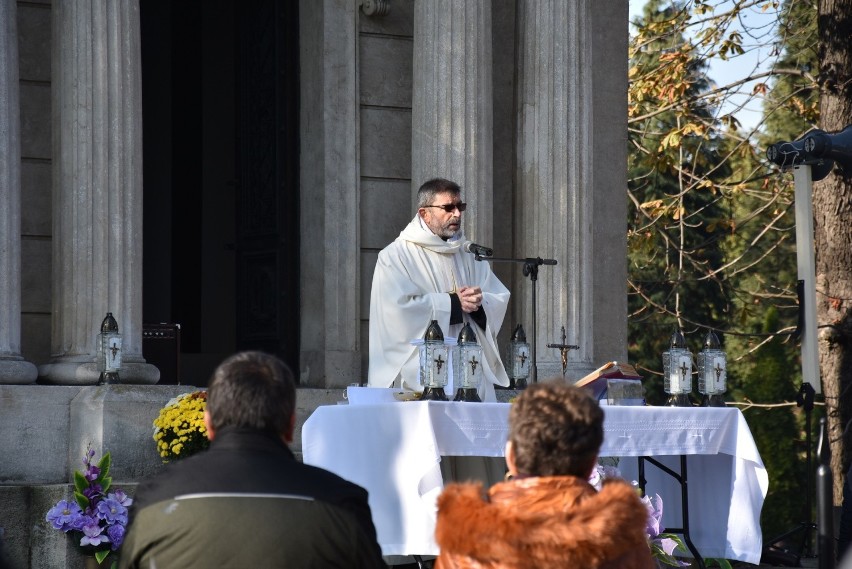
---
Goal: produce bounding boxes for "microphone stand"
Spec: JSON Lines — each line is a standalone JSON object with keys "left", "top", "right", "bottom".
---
{"left": 474, "top": 253, "right": 557, "bottom": 384}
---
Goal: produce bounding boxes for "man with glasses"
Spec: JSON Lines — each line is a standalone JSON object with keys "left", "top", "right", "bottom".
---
{"left": 368, "top": 178, "right": 511, "bottom": 401}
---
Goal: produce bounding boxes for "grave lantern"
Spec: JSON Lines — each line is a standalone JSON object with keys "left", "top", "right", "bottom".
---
{"left": 453, "top": 323, "right": 483, "bottom": 402}
{"left": 697, "top": 330, "right": 727, "bottom": 407}
{"left": 97, "top": 312, "right": 122, "bottom": 385}
{"left": 662, "top": 328, "right": 692, "bottom": 406}
{"left": 419, "top": 319, "right": 448, "bottom": 401}
{"left": 507, "top": 324, "right": 530, "bottom": 389}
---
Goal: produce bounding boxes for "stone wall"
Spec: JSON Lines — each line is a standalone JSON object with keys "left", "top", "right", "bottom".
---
{"left": 0, "top": 385, "right": 340, "bottom": 568}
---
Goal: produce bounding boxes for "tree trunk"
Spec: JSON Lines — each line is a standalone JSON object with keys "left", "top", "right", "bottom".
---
{"left": 815, "top": 0, "right": 852, "bottom": 503}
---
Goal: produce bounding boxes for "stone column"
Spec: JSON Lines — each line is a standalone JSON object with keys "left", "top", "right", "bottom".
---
{"left": 412, "top": 0, "right": 493, "bottom": 244}
{"left": 39, "top": 0, "right": 157, "bottom": 385}
{"left": 298, "top": 0, "right": 361, "bottom": 387}
{"left": 514, "top": 0, "right": 628, "bottom": 381}
{"left": 0, "top": 0, "right": 37, "bottom": 384}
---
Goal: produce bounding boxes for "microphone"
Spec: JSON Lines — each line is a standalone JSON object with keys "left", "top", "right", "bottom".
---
{"left": 463, "top": 241, "right": 493, "bottom": 258}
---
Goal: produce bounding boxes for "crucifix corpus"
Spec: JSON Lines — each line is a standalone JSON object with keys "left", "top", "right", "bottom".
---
{"left": 546, "top": 325, "right": 579, "bottom": 377}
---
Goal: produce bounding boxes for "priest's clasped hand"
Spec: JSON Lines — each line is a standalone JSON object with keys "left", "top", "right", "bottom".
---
{"left": 458, "top": 286, "right": 483, "bottom": 313}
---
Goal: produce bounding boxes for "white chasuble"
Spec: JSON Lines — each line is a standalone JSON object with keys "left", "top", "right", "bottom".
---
{"left": 368, "top": 216, "right": 511, "bottom": 401}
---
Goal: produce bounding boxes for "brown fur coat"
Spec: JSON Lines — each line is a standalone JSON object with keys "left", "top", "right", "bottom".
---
{"left": 434, "top": 475, "right": 656, "bottom": 569}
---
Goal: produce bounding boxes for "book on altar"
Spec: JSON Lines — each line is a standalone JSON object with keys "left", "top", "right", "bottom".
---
{"left": 574, "top": 361, "right": 643, "bottom": 402}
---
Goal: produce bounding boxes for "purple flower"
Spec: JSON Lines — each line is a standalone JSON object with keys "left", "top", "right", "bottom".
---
{"left": 45, "top": 500, "right": 83, "bottom": 531}
{"left": 46, "top": 448, "right": 130, "bottom": 557}
{"left": 106, "top": 524, "right": 125, "bottom": 550}
{"left": 83, "top": 483, "right": 103, "bottom": 501}
{"left": 82, "top": 448, "right": 101, "bottom": 482}
{"left": 74, "top": 514, "right": 97, "bottom": 532}
{"left": 79, "top": 521, "right": 110, "bottom": 548}
{"left": 658, "top": 536, "right": 681, "bottom": 556}
{"left": 84, "top": 466, "right": 101, "bottom": 482}
{"left": 96, "top": 497, "right": 128, "bottom": 525}
{"left": 642, "top": 493, "right": 664, "bottom": 539}
{"left": 588, "top": 464, "right": 623, "bottom": 491}
{"left": 109, "top": 489, "right": 133, "bottom": 508}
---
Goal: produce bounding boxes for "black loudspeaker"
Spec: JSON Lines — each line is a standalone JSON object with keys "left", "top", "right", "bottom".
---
{"left": 804, "top": 125, "right": 852, "bottom": 177}
{"left": 142, "top": 323, "right": 181, "bottom": 384}
{"left": 766, "top": 129, "right": 834, "bottom": 181}
{"left": 767, "top": 135, "right": 815, "bottom": 167}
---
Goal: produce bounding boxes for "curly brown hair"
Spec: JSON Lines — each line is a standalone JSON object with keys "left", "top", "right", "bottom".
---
{"left": 508, "top": 381, "right": 604, "bottom": 478}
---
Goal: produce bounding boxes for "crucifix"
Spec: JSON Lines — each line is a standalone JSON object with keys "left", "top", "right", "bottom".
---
{"left": 678, "top": 359, "right": 689, "bottom": 384}
{"left": 713, "top": 362, "right": 724, "bottom": 389}
{"left": 434, "top": 353, "right": 445, "bottom": 373}
{"left": 546, "top": 326, "right": 579, "bottom": 376}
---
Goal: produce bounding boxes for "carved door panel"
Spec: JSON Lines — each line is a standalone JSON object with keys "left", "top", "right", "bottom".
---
{"left": 235, "top": 1, "right": 300, "bottom": 373}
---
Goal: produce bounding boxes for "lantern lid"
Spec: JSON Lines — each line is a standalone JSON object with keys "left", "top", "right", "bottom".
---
{"left": 423, "top": 319, "right": 444, "bottom": 342}
{"left": 703, "top": 330, "right": 721, "bottom": 350}
{"left": 457, "top": 322, "right": 478, "bottom": 345}
{"left": 511, "top": 323, "right": 527, "bottom": 343}
{"left": 669, "top": 328, "right": 686, "bottom": 349}
{"left": 101, "top": 312, "right": 118, "bottom": 333}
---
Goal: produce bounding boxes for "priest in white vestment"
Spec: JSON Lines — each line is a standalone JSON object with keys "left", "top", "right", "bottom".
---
{"left": 368, "top": 178, "right": 511, "bottom": 401}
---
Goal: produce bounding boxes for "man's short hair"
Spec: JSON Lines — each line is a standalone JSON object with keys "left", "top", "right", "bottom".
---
{"left": 417, "top": 178, "right": 461, "bottom": 209}
{"left": 206, "top": 351, "right": 296, "bottom": 435}
{"left": 508, "top": 382, "right": 604, "bottom": 478}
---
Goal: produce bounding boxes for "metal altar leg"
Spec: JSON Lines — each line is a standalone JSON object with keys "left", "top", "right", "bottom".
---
{"left": 638, "top": 456, "right": 705, "bottom": 569}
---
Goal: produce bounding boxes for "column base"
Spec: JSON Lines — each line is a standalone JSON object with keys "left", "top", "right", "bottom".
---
{"left": 38, "top": 360, "right": 160, "bottom": 385}
{"left": 0, "top": 357, "right": 38, "bottom": 384}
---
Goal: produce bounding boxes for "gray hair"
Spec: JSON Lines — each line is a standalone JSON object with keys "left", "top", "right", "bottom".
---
{"left": 417, "top": 178, "right": 461, "bottom": 209}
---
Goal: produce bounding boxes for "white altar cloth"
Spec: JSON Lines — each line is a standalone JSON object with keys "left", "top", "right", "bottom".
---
{"left": 301, "top": 402, "right": 767, "bottom": 563}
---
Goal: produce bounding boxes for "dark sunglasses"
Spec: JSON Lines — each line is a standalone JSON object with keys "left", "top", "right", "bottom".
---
{"left": 423, "top": 202, "right": 467, "bottom": 213}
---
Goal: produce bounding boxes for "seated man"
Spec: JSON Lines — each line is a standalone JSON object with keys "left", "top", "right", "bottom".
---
{"left": 120, "top": 351, "right": 386, "bottom": 569}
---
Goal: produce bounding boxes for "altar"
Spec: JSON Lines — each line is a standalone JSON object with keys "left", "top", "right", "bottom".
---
{"left": 301, "top": 401, "right": 767, "bottom": 564}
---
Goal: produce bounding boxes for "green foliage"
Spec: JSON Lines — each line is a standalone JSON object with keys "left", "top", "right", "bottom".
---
{"left": 628, "top": 0, "right": 736, "bottom": 402}
{"left": 759, "top": 0, "right": 819, "bottom": 144}
{"left": 741, "top": 309, "right": 805, "bottom": 539}
{"left": 73, "top": 470, "right": 89, "bottom": 510}
{"left": 98, "top": 452, "right": 112, "bottom": 495}
{"left": 628, "top": 0, "right": 821, "bottom": 544}
{"left": 651, "top": 532, "right": 687, "bottom": 565}
{"left": 73, "top": 451, "right": 113, "bottom": 510}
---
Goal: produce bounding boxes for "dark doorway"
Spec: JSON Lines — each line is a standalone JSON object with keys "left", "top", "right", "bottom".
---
{"left": 140, "top": 1, "right": 300, "bottom": 386}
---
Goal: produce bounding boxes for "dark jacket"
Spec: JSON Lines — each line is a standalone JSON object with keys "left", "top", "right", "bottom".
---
{"left": 434, "top": 475, "right": 655, "bottom": 569}
{"left": 119, "top": 427, "right": 386, "bottom": 569}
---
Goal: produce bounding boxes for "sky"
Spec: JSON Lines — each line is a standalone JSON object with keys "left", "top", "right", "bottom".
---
{"left": 628, "top": 0, "right": 781, "bottom": 134}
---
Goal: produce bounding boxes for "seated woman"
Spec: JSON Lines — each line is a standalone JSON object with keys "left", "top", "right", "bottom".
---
{"left": 433, "top": 382, "right": 654, "bottom": 569}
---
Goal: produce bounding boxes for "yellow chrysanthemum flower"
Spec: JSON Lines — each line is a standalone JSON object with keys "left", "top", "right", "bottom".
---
{"left": 152, "top": 390, "right": 209, "bottom": 463}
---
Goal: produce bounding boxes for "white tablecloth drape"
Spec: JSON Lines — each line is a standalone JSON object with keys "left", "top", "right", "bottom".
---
{"left": 301, "top": 402, "right": 767, "bottom": 564}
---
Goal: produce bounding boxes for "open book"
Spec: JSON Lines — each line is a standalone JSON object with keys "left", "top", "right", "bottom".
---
{"left": 574, "top": 361, "right": 643, "bottom": 400}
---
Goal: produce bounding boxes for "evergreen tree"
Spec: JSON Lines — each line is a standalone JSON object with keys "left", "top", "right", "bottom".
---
{"left": 628, "top": 0, "right": 735, "bottom": 403}
{"left": 760, "top": 0, "right": 819, "bottom": 144}
{"left": 627, "top": 0, "right": 820, "bottom": 543}
{"left": 741, "top": 308, "right": 807, "bottom": 542}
